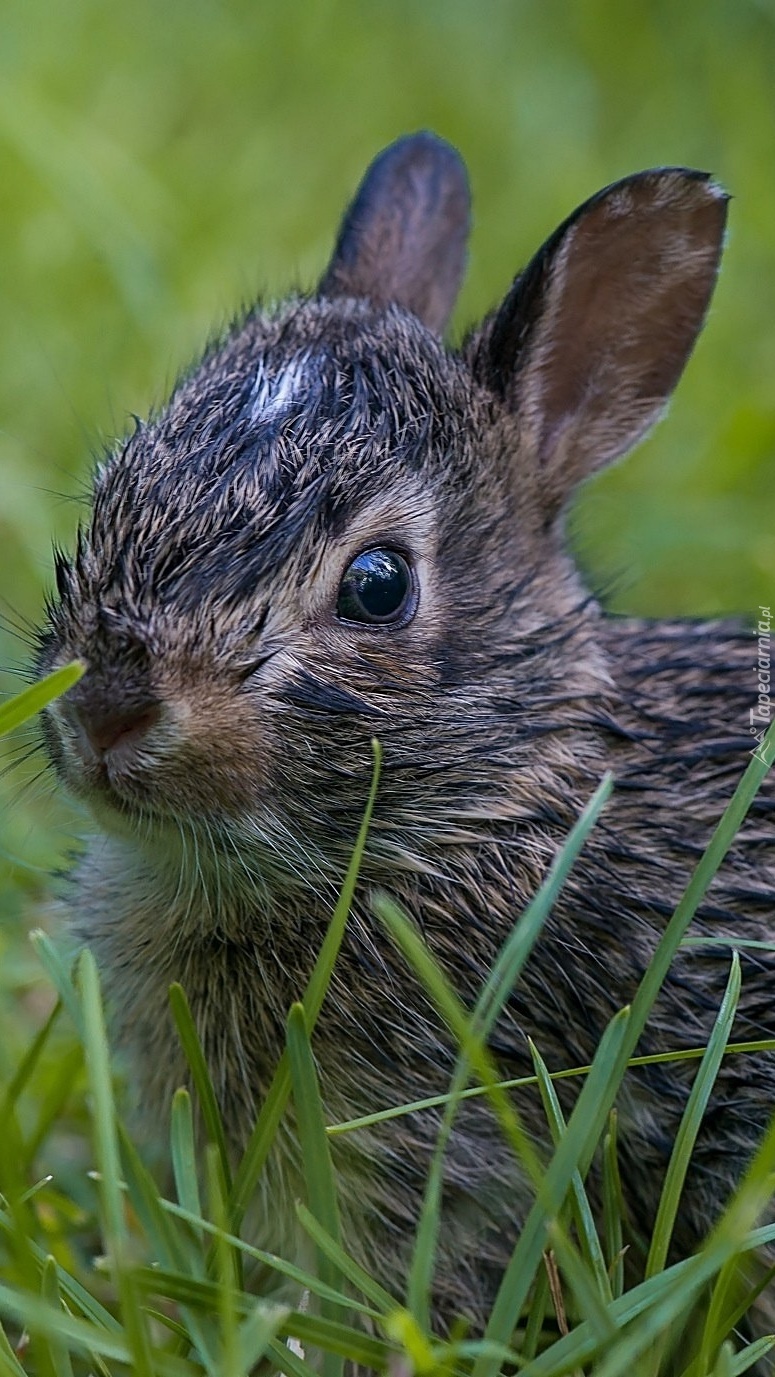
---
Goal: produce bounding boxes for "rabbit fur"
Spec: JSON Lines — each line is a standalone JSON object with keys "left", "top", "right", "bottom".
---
{"left": 38, "top": 132, "right": 775, "bottom": 1342}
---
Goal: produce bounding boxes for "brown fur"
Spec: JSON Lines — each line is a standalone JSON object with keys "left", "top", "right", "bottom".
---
{"left": 37, "top": 133, "right": 775, "bottom": 1346}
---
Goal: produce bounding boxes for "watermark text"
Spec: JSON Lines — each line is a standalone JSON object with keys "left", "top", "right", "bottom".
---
{"left": 750, "top": 605, "right": 771, "bottom": 763}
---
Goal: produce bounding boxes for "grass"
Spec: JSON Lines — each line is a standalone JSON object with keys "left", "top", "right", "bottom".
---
{"left": 0, "top": 673, "right": 774, "bottom": 1373}
{"left": 2, "top": 10, "right": 775, "bottom": 1371}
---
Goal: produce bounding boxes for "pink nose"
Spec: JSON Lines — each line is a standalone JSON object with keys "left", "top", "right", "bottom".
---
{"left": 75, "top": 703, "right": 161, "bottom": 757}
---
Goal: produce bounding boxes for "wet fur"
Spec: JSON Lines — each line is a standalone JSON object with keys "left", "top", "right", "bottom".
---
{"left": 37, "top": 136, "right": 775, "bottom": 1342}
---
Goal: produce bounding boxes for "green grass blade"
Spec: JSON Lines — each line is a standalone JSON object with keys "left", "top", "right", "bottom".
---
{"left": 119, "top": 1121, "right": 219, "bottom": 1371}
{"left": 295, "top": 1202, "right": 397, "bottom": 1314}
{"left": 621, "top": 720, "right": 775, "bottom": 1074}
{"left": 530, "top": 1036, "right": 612, "bottom": 1304}
{"left": 731, "top": 1337, "right": 775, "bottom": 1374}
{"left": 26, "top": 1044, "right": 83, "bottom": 1162}
{"left": 236, "top": 1301, "right": 291, "bottom": 1374}
{"left": 473, "top": 1007, "right": 631, "bottom": 1377}
{"left": 513, "top": 731, "right": 775, "bottom": 1377}
{"left": 78, "top": 950, "right": 154, "bottom": 1377}
{"left": 228, "top": 739, "right": 381, "bottom": 1232}
{"left": 373, "top": 893, "right": 542, "bottom": 1173}
{"left": 400, "top": 774, "right": 613, "bottom": 1330}
{"left": 693, "top": 1260, "right": 775, "bottom": 1377}
{"left": 520, "top": 1261, "right": 550, "bottom": 1361}
{"left": 0, "top": 663, "right": 84, "bottom": 737}
{"left": 0, "top": 1213, "right": 122, "bottom": 1334}
{"left": 646, "top": 952, "right": 741, "bottom": 1279}
{"left": 170, "top": 1088, "right": 203, "bottom": 1239}
{"left": 267, "top": 1336, "right": 322, "bottom": 1377}
{"left": 169, "top": 981, "right": 232, "bottom": 1196}
{"left": 529, "top": 1102, "right": 775, "bottom": 1377}
{"left": 206, "top": 1144, "right": 239, "bottom": 1377}
{"left": 473, "top": 774, "right": 613, "bottom": 1037}
{"left": 280, "top": 1311, "right": 393, "bottom": 1369}
{"left": 135, "top": 1261, "right": 371, "bottom": 1324}
{"left": 0, "top": 1320, "right": 29, "bottom": 1377}
{"left": 286, "top": 1003, "right": 343, "bottom": 1377}
{"left": 41, "top": 1257, "right": 74, "bottom": 1377}
{"left": 0, "top": 1282, "right": 198, "bottom": 1375}
{"left": 602, "top": 1111, "right": 625, "bottom": 1299}
{"left": 30, "top": 934, "right": 83, "bottom": 1034}
{"left": 2, "top": 1001, "right": 62, "bottom": 1115}
{"left": 134, "top": 1268, "right": 392, "bottom": 1371}
{"left": 78, "top": 953, "right": 125, "bottom": 1255}
{"left": 327, "top": 1034, "right": 775, "bottom": 1138}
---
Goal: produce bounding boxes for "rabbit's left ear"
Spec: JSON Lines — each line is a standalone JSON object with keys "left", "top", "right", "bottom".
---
{"left": 320, "top": 131, "right": 471, "bottom": 334}
{"left": 470, "top": 169, "right": 728, "bottom": 519}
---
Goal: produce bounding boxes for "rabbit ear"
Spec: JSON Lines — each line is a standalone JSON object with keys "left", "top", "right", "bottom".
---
{"left": 471, "top": 169, "right": 729, "bottom": 518}
{"left": 319, "top": 132, "right": 471, "bottom": 334}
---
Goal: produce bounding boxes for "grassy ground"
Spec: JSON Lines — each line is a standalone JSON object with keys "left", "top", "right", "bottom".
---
{"left": 1, "top": 679, "right": 774, "bottom": 1374}
{"left": 1, "top": 3, "right": 775, "bottom": 1370}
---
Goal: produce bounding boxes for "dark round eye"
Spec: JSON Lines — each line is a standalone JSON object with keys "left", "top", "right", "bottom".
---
{"left": 336, "top": 548, "right": 416, "bottom": 626}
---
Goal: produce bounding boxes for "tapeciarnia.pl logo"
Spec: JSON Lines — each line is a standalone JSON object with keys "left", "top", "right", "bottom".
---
{"left": 750, "top": 605, "right": 772, "bottom": 764}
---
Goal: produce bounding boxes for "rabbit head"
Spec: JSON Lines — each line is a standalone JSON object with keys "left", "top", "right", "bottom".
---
{"left": 40, "top": 133, "right": 727, "bottom": 905}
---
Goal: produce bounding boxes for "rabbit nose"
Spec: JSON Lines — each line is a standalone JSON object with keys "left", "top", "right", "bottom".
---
{"left": 74, "top": 701, "right": 162, "bottom": 758}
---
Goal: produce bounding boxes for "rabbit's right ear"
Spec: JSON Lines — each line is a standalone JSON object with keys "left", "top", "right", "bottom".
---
{"left": 470, "top": 169, "right": 728, "bottom": 521}
{"left": 319, "top": 132, "right": 471, "bottom": 335}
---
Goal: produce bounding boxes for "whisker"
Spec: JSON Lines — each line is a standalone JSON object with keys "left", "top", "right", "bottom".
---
{"left": 0, "top": 746, "right": 47, "bottom": 784}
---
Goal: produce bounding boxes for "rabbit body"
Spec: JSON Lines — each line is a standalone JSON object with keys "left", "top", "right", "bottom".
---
{"left": 39, "top": 135, "right": 775, "bottom": 1333}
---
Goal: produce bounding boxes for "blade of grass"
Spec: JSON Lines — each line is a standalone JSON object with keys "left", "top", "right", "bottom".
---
{"left": 529, "top": 1101, "right": 775, "bottom": 1377}
{"left": 2, "top": 1001, "right": 62, "bottom": 1115}
{"left": 78, "top": 950, "right": 154, "bottom": 1377}
{"left": 118, "top": 1123, "right": 220, "bottom": 1369}
{"left": 373, "top": 893, "right": 543, "bottom": 1171}
{"left": 520, "top": 1261, "right": 550, "bottom": 1361}
{"left": 30, "top": 934, "right": 82, "bottom": 1034}
{"left": 169, "top": 982, "right": 232, "bottom": 1197}
{"left": 41, "top": 1258, "right": 74, "bottom": 1377}
{"left": 376, "top": 890, "right": 632, "bottom": 1355}
{"left": 398, "top": 774, "right": 613, "bottom": 1330}
{"left": 530, "top": 1036, "right": 612, "bottom": 1303}
{"left": 170, "top": 1089, "right": 203, "bottom": 1240}
{"left": 0, "top": 1282, "right": 198, "bottom": 1375}
{"left": 619, "top": 720, "right": 775, "bottom": 1075}
{"left": 286, "top": 1002, "right": 343, "bottom": 1377}
{"left": 327, "top": 1035, "right": 775, "bottom": 1138}
{"left": 646, "top": 952, "right": 741, "bottom": 1279}
{"left": 694, "top": 1260, "right": 775, "bottom": 1377}
{"left": 135, "top": 1262, "right": 371, "bottom": 1325}
{"left": 0, "top": 1321, "right": 28, "bottom": 1377}
{"left": 279, "top": 1311, "right": 393, "bottom": 1369}
{"left": 0, "top": 1213, "right": 122, "bottom": 1334}
{"left": 267, "top": 1335, "right": 322, "bottom": 1377}
{"left": 730, "top": 1337, "right": 775, "bottom": 1374}
{"left": 133, "top": 1270, "right": 393, "bottom": 1371}
{"left": 0, "top": 663, "right": 84, "bottom": 737}
{"left": 228, "top": 739, "right": 381, "bottom": 1232}
{"left": 295, "top": 1203, "right": 397, "bottom": 1314}
{"left": 602, "top": 1111, "right": 625, "bottom": 1299}
{"left": 471, "top": 1007, "right": 631, "bottom": 1375}
{"left": 483, "top": 727, "right": 775, "bottom": 1377}
{"left": 207, "top": 1143, "right": 239, "bottom": 1377}
{"left": 236, "top": 1301, "right": 291, "bottom": 1375}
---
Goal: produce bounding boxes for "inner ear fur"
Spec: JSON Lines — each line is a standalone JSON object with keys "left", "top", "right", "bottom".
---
{"left": 470, "top": 169, "right": 729, "bottom": 519}
{"left": 319, "top": 131, "right": 471, "bottom": 335}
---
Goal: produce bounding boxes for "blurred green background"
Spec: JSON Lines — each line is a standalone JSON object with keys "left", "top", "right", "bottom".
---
{"left": 1, "top": 0, "right": 774, "bottom": 996}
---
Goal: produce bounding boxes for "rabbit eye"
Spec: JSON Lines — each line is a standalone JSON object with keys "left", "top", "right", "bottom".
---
{"left": 336, "top": 548, "right": 416, "bottom": 626}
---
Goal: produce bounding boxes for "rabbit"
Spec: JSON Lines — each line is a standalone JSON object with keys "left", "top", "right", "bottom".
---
{"left": 38, "top": 130, "right": 775, "bottom": 1346}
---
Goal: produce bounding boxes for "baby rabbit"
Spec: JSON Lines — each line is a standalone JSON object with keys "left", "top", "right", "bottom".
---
{"left": 39, "top": 132, "right": 775, "bottom": 1338}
